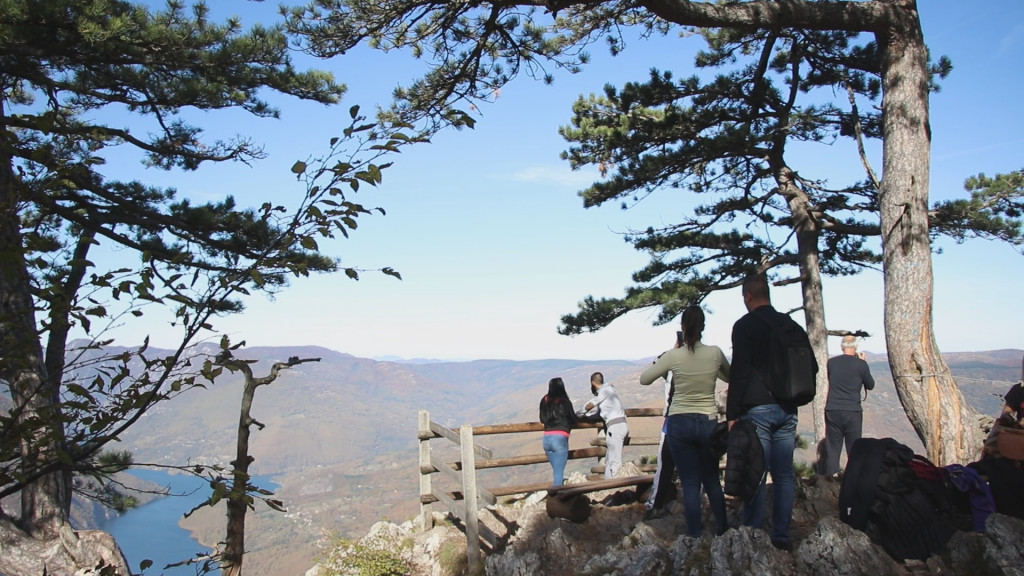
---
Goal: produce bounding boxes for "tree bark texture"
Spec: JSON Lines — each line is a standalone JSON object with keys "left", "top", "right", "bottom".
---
{"left": 876, "top": 0, "right": 981, "bottom": 464}
{"left": 776, "top": 165, "right": 829, "bottom": 444}
{"left": 795, "top": 207, "right": 829, "bottom": 445}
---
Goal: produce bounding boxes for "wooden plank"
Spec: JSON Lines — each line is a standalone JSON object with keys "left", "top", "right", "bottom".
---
{"left": 625, "top": 408, "right": 665, "bottom": 418}
{"left": 428, "top": 481, "right": 590, "bottom": 501}
{"left": 470, "top": 422, "right": 543, "bottom": 435}
{"left": 460, "top": 425, "right": 482, "bottom": 574}
{"left": 429, "top": 420, "right": 494, "bottom": 459}
{"left": 446, "top": 447, "right": 605, "bottom": 471}
{"left": 431, "top": 487, "right": 461, "bottom": 519}
{"left": 421, "top": 491, "right": 465, "bottom": 505}
{"left": 470, "top": 421, "right": 605, "bottom": 435}
{"left": 476, "top": 485, "right": 497, "bottom": 507}
{"left": 547, "top": 475, "right": 654, "bottom": 499}
{"left": 589, "top": 436, "right": 660, "bottom": 447}
{"left": 463, "top": 407, "right": 664, "bottom": 437}
{"left": 486, "top": 481, "right": 553, "bottom": 498}
{"left": 427, "top": 479, "right": 636, "bottom": 501}
{"left": 429, "top": 420, "right": 462, "bottom": 444}
{"left": 418, "top": 410, "right": 434, "bottom": 530}
{"left": 429, "top": 453, "right": 462, "bottom": 484}
{"left": 478, "top": 522, "right": 499, "bottom": 549}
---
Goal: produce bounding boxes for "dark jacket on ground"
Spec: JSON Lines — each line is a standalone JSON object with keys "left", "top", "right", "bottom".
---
{"left": 723, "top": 419, "right": 765, "bottom": 501}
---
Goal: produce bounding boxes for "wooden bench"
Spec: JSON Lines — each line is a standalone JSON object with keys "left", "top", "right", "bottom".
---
{"left": 546, "top": 475, "right": 654, "bottom": 498}
{"left": 545, "top": 475, "right": 654, "bottom": 521}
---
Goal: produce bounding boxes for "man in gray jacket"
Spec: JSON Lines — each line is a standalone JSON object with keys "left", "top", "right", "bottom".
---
{"left": 823, "top": 335, "right": 875, "bottom": 476}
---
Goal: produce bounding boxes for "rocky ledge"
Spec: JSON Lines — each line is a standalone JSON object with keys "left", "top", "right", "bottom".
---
{"left": 312, "top": 470, "right": 1024, "bottom": 576}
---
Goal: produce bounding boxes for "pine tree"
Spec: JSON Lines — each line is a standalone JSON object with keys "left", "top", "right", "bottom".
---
{"left": 286, "top": 0, "right": 1021, "bottom": 464}
{"left": 0, "top": 2, "right": 409, "bottom": 572}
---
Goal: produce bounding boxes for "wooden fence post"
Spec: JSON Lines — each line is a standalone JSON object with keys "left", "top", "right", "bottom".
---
{"left": 460, "top": 424, "right": 482, "bottom": 574}
{"left": 418, "top": 410, "right": 434, "bottom": 531}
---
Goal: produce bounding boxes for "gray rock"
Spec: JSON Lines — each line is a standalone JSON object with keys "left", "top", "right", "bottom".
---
{"left": 794, "top": 516, "right": 902, "bottom": 575}
{"left": 945, "top": 514, "right": 1024, "bottom": 576}
{"left": 708, "top": 527, "right": 794, "bottom": 576}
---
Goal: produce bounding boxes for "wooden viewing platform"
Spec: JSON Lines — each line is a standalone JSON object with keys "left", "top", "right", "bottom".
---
{"left": 417, "top": 407, "right": 667, "bottom": 573}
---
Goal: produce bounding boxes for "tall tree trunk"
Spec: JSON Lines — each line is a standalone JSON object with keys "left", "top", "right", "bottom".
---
{"left": 222, "top": 370, "right": 259, "bottom": 576}
{"left": 0, "top": 115, "right": 67, "bottom": 538}
{"left": 798, "top": 235, "right": 828, "bottom": 445}
{"left": 0, "top": 100, "right": 129, "bottom": 576}
{"left": 217, "top": 352, "right": 319, "bottom": 576}
{"left": 776, "top": 166, "right": 829, "bottom": 444}
{"left": 876, "top": 0, "right": 981, "bottom": 465}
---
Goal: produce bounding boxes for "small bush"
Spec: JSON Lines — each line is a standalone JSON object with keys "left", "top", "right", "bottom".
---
{"left": 793, "top": 460, "right": 816, "bottom": 480}
{"left": 315, "top": 533, "right": 411, "bottom": 576}
{"left": 795, "top": 434, "right": 810, "bottom": 451}
{"left": 437, "top": 540, "right": 466, "bottom": 576}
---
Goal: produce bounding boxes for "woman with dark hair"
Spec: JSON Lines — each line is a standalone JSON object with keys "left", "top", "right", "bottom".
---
{"left": 640, "top": 306, "right": 731, "bottom": 537}
{"left": 539, "top": 377, "right": 578, "bottom": 486}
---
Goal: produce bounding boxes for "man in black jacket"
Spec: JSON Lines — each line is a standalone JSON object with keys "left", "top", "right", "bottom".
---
{"left": 728, "top": 274, "right": 811, "bottom": 551}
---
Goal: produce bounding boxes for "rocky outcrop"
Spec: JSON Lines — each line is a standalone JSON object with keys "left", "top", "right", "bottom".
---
{"left": 0, "top": 519, "right": 130, "bottom": 576}
{"left": 311, "top": 473, "right": 1024, "bottom": 576}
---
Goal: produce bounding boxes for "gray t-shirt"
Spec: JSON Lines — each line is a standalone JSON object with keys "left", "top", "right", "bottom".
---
{"left": 825, "top": 354, "right": 875, "bottom": 411}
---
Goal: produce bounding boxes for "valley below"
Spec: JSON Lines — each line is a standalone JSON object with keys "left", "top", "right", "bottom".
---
{"left": 104, "top": 345, "right": 1022, "bottom": 575}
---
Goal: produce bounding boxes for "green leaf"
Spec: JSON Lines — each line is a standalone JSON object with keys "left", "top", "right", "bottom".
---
{"left": 66, "top": 383, "right": 96, "bottom": 402}
{"left": 291, "top": 161, "right": 308, "bottom": 174}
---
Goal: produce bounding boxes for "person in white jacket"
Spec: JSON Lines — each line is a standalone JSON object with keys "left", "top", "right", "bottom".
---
{"left": 579, "top": 372, "right": 629, "bottom": 479}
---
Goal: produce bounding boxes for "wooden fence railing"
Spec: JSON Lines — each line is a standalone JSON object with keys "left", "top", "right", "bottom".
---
{"left": 416, "top": 407, "right": 664, "bottom": 572}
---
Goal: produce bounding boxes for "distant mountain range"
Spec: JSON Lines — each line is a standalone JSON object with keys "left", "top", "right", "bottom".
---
{"left": 91, "top": 345, "right": 1024, "bottom": 574}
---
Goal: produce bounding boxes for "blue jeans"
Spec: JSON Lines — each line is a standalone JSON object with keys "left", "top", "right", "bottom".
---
{"left": 741, "top": 404, "right": 797, "bottom": 545}
{"left": 666, "top": 413, "right": 727, "bottom": 537}
{"left": 543, "top": 434, "right": 569, "bottom": 486}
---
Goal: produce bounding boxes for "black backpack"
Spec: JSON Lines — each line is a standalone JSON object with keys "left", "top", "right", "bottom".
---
{"left": 840, "top": 438, "right": 960, "bottom": 562}
{"left": 754, "top": 309, "right": 817, "bottom": 406}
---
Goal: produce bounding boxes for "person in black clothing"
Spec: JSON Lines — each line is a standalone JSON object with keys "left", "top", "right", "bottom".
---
{"left": 539, "top": 377, "right": 577, "bottom": 486}
{"left": 823, "top": 335, "right": 875, "bottom": 476}
{"left": 728, "top": 273, "right": 816, "bottom": 551}
{"left": 985, "top": 352, "right": 1024, "bottom": 459}
{"left": 998, "top": 353, "right": 1024, "bottom": 424}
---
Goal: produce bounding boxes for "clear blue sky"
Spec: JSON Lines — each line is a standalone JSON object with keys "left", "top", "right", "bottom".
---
{"left": 102, "top": 1, "right": 1024, "bottom": 361}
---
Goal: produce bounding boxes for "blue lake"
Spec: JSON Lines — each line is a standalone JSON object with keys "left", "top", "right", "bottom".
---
{"left": 98, "top": 469, "right": 277, "bottom": 576}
